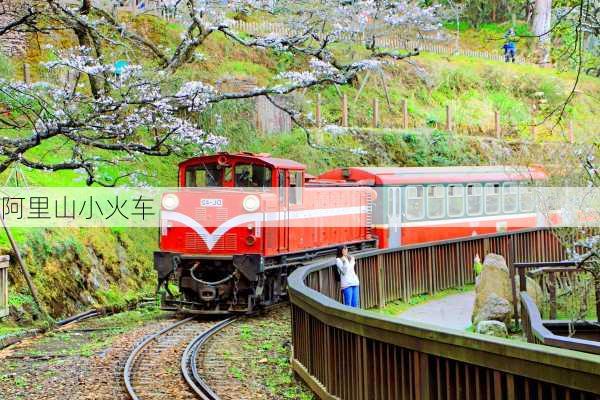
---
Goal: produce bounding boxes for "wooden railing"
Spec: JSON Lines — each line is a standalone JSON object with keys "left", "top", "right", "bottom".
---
{"left": 288, "top": 229, "right": 600, "bottom": 399}
{"left": 521, "top": 291, "right": 600, "bottom": 355}
{"left": 0, "top": 255, "right": 9, "bottom": 318}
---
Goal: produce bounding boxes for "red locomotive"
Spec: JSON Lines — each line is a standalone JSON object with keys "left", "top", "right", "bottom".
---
{"left": 154, "top": 153, "right": 547, "bottom": 314}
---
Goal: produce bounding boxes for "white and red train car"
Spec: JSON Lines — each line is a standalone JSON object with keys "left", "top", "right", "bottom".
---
{"left": 318, "top": 166, "right": 548, "bottom": 248}
{"left": 155, "top": 153, "right": 547, "bottom": 314}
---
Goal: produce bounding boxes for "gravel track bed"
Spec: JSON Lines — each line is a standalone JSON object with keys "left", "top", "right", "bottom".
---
{"left": 0, "top": 306, "right": 313, "bottom": 400}
{"left": 0, "top": 309, "right": 174, "bottom": 400}
{"left": 198, "top": 305, "right": 314, "bottom": 400}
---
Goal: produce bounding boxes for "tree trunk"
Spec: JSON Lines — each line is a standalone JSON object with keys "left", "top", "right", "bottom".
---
{"left": 531, "top": 0, "right": 552, "bottom": 65}
{"left": 73, "top": 28, "right": 104, "bottom": 98}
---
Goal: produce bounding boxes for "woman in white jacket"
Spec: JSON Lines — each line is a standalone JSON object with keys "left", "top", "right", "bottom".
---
{"left": 335, "top": 246, "right": 360, "bottom": 307}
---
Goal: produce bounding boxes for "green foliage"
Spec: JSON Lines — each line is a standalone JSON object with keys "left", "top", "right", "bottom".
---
{"left": 442, "top": 20, "right": 472, "bottom": 32}
{"left": 0, "top": 53, "right": 14, "bottom": 78}
{"left": 8, "top": 293, "right": 35, "bottom": 308}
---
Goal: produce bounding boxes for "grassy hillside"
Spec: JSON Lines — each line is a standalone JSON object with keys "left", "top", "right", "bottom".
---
{"left": 0, "top": 14, "right": 598, "bottom": 324}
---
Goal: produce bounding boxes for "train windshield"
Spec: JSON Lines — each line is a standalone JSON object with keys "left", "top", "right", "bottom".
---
{"left": 234, "top": 164, "right": 272, "bottom": 188}
{"left": 185, "top": 164, "right": 223, "bottom": 187}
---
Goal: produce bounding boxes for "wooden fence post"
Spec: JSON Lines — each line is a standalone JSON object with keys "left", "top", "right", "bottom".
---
{"left": 402, "top": 99, "right": 408, "bottom": 129}
{"left": 445, "top": 104, "right": 452, "bottom": 131}
{"left": 377, "top": 254, "right": 385, "bottom": 309}
{"left": 427, "top": 247, "right": 435, "bottom": 295}
{"left": 316, "top": 94, "right": 322, "bottom": 128}
{"left": 0, "top": 255, "right": 8, "bottom": 318}
{"left": 341, "top": 94, "right": 348, "bottom": 127}
{"left": 372, "top": 98, "right": 379, "bottom": 128}
{"left": 549, "top": 272, "right": 557, "bottom": 319}
{"left": 568, "top": 121, "right": 574, "bottom": 144}
{"left": 23, "top": 63, "right": 31, "bottom": 84}
{"left": 494, "top": 110, "right": 501, "bottom": 138}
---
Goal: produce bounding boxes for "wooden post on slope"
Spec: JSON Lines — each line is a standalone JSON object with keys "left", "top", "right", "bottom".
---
{"left": 568, "top": 121, "right": 574, "bottom": 144}
{"left": 0, "top": 213, "right": 49, "bottom": 320}
{"left": 341, "top": 94, "right": 348, "bottom": 127}
{"left": 23, "top": 63, "right": 31, "bottom": 84}
{"left": 494, "top": 111, "right": 501, "bottom": 138}
{"left": 372, "top": 98, "right": 379, "bottom": 128}
{"left": 445, "top": 104, "right": 452, "bottom": 131}
{"left": 316, "top": 93, "right": 322, "bottom": 128}
{"left": 402, "top": 99, "right": 408, "bottom": 129}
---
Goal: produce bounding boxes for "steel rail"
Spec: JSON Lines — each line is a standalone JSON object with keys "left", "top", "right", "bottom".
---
{"left": 123, "top": 317, "right": 195, "bottom": 400}
{"left": 181, "top": 317, "right": 237, "bottom": 400}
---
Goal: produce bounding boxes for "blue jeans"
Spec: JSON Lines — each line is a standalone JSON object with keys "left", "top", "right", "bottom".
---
{"left": 342, "top": 285, "right": 359, "bottom": 308}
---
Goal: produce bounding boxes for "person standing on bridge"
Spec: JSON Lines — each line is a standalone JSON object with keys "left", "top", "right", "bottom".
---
{"left": 336, "top": 246, "right": 360, "bottom": 308}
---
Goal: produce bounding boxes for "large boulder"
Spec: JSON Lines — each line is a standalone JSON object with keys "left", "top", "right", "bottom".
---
{"left": 476, "top": 320, "right": 508, "bottom": 338}
{"left": 515, "top": 275, "right": 544, "bottom": 309}
{"left": 472, "top": 254, "right": 513, "bottom": 322}
{"left": 473, "top": 293, "right": 512, "bottom": 325}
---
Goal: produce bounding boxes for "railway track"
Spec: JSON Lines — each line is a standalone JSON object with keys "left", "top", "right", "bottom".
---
{"left": 124, "top": 316, "right": 236, "bottom": 400}
{"left": 181, "top": 318, "right": 237, "bottom": 400}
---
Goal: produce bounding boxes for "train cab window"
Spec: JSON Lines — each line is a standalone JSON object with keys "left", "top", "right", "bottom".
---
{"left": 485, "top": 183, "right": 501, "bottom": 214}
{"left": 503, "top": 183, "right": 518, "bottom": 213}
{"left": 278, "top": 170, "right": 286, "bottom": 203}
{"left": 520, "top": 184, "right": 535, "bottom": 212}
{"left": 289, "top": 171, "right": 303, "bottom": 205}
{"left": 427, "top": 185, "right": 445, "bottom": 219}
{"left": 447, "top": 185, "right": 465, "bottom": 217}
{"left": 467, "top": 184, "right": 483, "bottom": 216}
{"left": 185, "top": 164, "right": 222, "bottom": 187}
{"left": 405, "top": 185, "right": 424, "bottom": 220}
{"left": 234, "top": 164, "right": 272, "bottom": 188}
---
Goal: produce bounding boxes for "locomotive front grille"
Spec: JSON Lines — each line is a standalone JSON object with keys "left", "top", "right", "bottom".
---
{"left": 194, "top": 207, "right": 207, "bottom": 221}
{"left": 216, "top": 208, "right": 229, "bottom": 222}
{"left": 194, "top": 207, "right": 229, "bottom": 223}
{"left": 184, "top": 233, "right": 237, "bottom": 252}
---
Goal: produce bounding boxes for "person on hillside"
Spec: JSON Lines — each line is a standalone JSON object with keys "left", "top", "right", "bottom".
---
{"left": 503, "top": 40, "right": 516, "bottom": 63}
{"left": 336, "top": 246, "right": 360, "bottom": 308}
{"left": 503, "top": 28, "right": 517, "bottom": 63}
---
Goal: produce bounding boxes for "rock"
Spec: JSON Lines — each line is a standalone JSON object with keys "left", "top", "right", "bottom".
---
{"left": 515, "top": 275, "right": 544, "bottom": 308}
{"left": 473, "top": 293, "right": 512, "bottom": 325}
{"left": 476, "top": 320, "right": 508, "bottom": 338}
{"left": 472, "top": 254, "right": 513, "bottom": 322}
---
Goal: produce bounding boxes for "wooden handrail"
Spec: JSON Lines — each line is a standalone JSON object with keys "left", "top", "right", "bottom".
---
{"left": 520, "top": 291, "right": 600, "bottom": 355}
{"left": 289, "top": 229, "right": 600, "bottom": 399}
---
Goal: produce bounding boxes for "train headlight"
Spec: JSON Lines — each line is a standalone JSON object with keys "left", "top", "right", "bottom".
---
{"left": 242, "top": 195, "right": 260, "bottom": 212}
{"left": 162, "top": 194, "right": 180, "bottom": 211}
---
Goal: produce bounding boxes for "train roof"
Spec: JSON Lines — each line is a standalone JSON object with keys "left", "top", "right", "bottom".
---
{"left": 317, "top": 166, "right": 547, "bottom": 185}
{"left": 179, "top": 152, "right": 306, "bottom": 170}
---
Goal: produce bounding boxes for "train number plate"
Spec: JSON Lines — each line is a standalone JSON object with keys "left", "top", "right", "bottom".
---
{"left": 201, "top": 199, "right": 223, "bottom": 207}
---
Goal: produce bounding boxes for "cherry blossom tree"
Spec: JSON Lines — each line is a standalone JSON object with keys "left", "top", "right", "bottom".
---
{"left": 0, "top": 0, "right": 439, "bottom": 185}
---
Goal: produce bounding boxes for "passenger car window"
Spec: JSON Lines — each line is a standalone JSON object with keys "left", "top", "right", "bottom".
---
{"left": 485, "top": 183, "right": 501, "bottom": 214}
{"left": 520, "top": 184, "right": 535, "bottom": 212}
{"left": 467, "top": 184, "right": 483, "bottom": 216}
{"left": 427, "top": 185, "right": 445, "bottom": 219}
{"left": 503, "top": 183, "right": 518, "bottom": 213}
{"left": 405, "top": 186, "right": 424, "bottom": 220}
{"left": 235, "top": 164, "right": 272, "bottom": 188}
{"left": 447, "top": 185, "right": 464, "bottom": 217}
